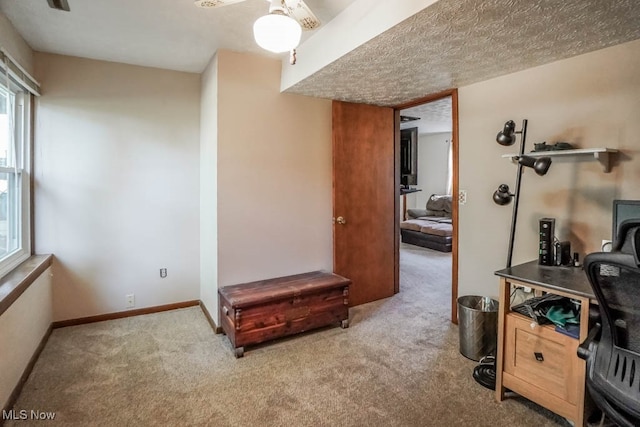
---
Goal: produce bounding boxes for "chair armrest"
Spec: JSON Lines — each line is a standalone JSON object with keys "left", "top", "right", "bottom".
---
{"left": 577, "top": 323, "right": 601, "bottom": 360}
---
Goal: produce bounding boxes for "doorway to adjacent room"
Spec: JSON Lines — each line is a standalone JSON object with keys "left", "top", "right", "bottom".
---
{"left": 394, "top": 90, "right": 459, "bottom": 323}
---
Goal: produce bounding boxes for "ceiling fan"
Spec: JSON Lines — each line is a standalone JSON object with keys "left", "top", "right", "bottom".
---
{"left": 195, "top": 0, "right": 321, "bottom": 63}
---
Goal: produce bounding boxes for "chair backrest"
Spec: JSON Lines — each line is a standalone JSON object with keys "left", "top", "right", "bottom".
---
{"left": 586, "top": 221, "right": 640, "bottom": 352}
{"left": 584, "top": 220, "right": 640, "bottom": 423}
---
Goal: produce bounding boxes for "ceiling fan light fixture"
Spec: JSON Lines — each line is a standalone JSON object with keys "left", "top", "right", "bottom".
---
{"left": 253, "top": 13, "right": 302, "bottom": 53}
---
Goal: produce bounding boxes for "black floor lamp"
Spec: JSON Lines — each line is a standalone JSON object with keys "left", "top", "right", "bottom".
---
{"left": 472, "top": 119, "right": 553, "bottom": 390}
{"left": 493, "top": 119, "right": 552, "bottom": 268}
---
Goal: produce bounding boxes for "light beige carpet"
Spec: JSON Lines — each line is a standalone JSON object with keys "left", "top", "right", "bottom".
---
{"left": 8, "top": 244, "right": 568, "bottom": 426}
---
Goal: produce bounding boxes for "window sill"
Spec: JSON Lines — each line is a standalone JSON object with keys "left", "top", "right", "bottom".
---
{"left": 0, "top": 254, "right": 53, "bottom": 317}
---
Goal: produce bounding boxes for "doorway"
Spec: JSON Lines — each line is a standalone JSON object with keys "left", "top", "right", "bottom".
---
{"left": 394, "top": 90, "right": 459, "bottom": 323}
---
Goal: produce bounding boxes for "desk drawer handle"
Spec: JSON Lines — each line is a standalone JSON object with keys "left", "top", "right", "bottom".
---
{"left": 534, "top": 352, "right": 544, "bottom": 362}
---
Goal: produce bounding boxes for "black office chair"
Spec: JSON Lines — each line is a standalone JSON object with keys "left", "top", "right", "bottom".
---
{"left": 579, "top": 220, "right": 640, "bottom": 427}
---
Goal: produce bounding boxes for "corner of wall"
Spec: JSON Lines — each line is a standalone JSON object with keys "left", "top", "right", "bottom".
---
{"left": 199, "top": 52, "right": 219, "bottom": 321}
{"left": 0, "top": 12, "right": 34, "bottom": 75}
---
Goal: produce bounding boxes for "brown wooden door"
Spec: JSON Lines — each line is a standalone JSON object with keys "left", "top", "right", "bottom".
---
{"left": 332, "top": 101, "right": 398, "bottom": 306}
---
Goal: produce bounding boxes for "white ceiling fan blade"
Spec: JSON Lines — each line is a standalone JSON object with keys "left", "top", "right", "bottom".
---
{"left": 194, "top": 0, "right": 247, "bottom": 8}
{"left": 283, "top": 0, "right": 320, "bottom": 31}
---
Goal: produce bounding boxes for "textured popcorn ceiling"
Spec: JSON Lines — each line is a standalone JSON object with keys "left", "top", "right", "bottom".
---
{"left": 285, "top": 0, "right": 640, "bottom": 106}
{"left": 401, "top": 97, "right": 452, "bottom": 134}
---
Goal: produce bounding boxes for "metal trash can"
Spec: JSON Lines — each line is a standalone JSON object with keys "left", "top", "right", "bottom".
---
{"left": 457, "top": 295, "right": 499, "bottom": 361}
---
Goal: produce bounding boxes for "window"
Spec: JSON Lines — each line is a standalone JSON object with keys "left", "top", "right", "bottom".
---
{"left": 0, "top": 77, "right": 31, "bottom": 278}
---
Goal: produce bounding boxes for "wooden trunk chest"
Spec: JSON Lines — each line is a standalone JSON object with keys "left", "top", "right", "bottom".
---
{"left": 218, "top": 271, "right": 351, "bottom": 358}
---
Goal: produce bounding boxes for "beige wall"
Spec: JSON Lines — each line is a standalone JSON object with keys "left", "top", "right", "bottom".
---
{"left": 200, "top": 53, "right": 219, "bottom": 315}
{"left": 458, "top": 39, "right": 640, "bottom": 298}
{"left": 0, "top": 268, "right": 52, "bottom": 409}
{"left": 216, "top": 50, "right": 333, "bottom": 294}
{"left": 33, "top": 53, "right": 201, "bottom": 321}
{"left": 0, "top": 12, "right": 33, "bottom": 75}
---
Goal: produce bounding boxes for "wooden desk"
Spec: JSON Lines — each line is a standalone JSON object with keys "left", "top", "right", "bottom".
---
{"left": 400, "top": 187, "right": 421, "bottom": 221}
{"left": 494, "top": 261, "right": 595, "bottom": 426}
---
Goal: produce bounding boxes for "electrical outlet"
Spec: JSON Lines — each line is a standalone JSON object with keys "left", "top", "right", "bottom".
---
{"left": 459, "top": 190, "right": 467, "bottom": 205}
{"left": 126, "top": 293, "right": 135, "bottom": 308}
{"left": 160, "top": 268, "right": 167, "bottom": 278}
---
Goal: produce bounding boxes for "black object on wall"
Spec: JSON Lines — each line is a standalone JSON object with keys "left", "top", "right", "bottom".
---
{"left": 400, "top": 127, "right": 418, "bottom": 186}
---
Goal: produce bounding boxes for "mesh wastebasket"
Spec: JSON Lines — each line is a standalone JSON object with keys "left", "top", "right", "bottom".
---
{"left": 457, "top": 295, "right": 499, "bottom": 361}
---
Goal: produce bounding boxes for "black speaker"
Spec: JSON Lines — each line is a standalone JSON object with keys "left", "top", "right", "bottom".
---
{"left": 554, "top": 241, "right": 571, "bottom": 266}
{"left": 539, "top": 218, "right": 555, "bottom": 266}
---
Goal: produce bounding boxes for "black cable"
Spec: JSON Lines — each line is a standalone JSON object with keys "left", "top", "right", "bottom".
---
{"left": 473, "top": 355, "right": 496, "bottom": 390}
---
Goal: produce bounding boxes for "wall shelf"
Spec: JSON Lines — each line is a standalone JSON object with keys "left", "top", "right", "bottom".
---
{"left": 502, "top": 148, "right": 618, "bottom": 173}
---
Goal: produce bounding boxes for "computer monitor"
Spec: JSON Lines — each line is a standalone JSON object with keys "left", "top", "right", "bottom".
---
{"left": 612, "top": 200, "right": 640, "bottom": 244}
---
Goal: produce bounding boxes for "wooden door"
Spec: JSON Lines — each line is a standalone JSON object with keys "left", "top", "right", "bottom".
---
{"left": 332, "top": 101, "right": 398, "bottom": 306}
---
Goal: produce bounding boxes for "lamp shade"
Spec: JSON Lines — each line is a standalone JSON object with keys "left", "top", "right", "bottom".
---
{"left": 253, "top": 13, "right": 302, "bottom": 53}
{"left": 493, "top": 184, "right": 513, "bottom": 205}
{"left": 518, "top": 155, "right": 552, "bottom": 176}
{"left": 496, "top": 120, "right": 517, "bottom": 146}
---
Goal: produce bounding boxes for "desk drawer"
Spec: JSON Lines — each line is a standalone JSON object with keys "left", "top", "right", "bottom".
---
{"left": 504, "top": 313, "right": 580, "bottom": 404}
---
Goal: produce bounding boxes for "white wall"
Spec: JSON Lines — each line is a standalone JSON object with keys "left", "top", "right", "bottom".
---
{"left": 0, "top": 267, "right": 52, "bottom": 409}
{"left": 200, "top": 53, "right": 219, "bottom": 317}
{"left": 458, "top": 39, "right": 640, "bottom": 299}
{"left": 406, "top": 132, "right": 451, "bottom": 210}
{"left": 217, "top": 50, "right": 333, "bottom": 295}
{"left": 33, "top": 53, "right": 201, "bottom": 321}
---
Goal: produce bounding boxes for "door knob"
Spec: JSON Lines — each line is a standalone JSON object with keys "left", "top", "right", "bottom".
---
{"left": 336, "top": 216, "right": 346, "bottom": 225}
